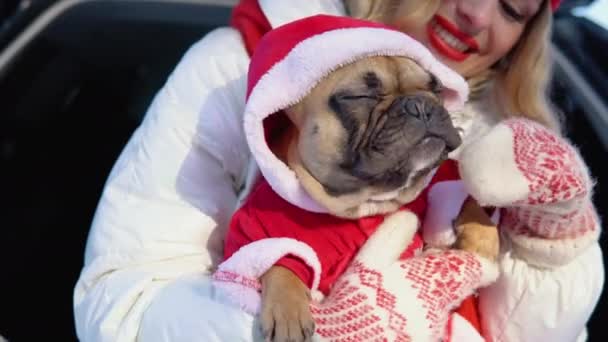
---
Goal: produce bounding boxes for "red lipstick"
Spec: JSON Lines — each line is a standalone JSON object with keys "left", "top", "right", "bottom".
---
{"left": 427, "top": 15, "right": 480, "bottom": 62}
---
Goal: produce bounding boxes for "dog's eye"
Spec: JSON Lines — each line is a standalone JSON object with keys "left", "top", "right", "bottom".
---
{"left": 329, "top": 92, "right": 380, "bottom": 114}
{"left": 338, "top": 94, "right": 379, "bottom": 101}
{"left": 332, "top": 91, "right": 382, "bottom": 103}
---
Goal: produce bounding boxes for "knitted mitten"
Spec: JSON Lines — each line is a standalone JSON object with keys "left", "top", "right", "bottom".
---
{"left": 458, "top": 118, "right": 600, "bottom": 267}
{"left": 310, "top": 211, "right": 498, "bottom": 341}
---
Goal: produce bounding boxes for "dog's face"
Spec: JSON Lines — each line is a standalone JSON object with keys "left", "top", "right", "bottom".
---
{"left": 284, "top": 56, "right": 462, "bottom": 218}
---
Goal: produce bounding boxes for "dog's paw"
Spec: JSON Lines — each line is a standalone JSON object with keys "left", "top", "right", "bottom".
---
{"left": 260, "top": 267, "right": 315, "bottom": 342}
{"left": 455, "top": 223, "right": 500, "bottom": 261}
{"left": 260, "top": 299, "right": 315, "bottom": 342}
{"left": 454, "top": 198, "right": 500, "bottom": 261}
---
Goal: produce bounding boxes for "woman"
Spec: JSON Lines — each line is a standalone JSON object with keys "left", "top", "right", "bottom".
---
{"left": 73, "top": 0, "right": 603, "bottom": 341}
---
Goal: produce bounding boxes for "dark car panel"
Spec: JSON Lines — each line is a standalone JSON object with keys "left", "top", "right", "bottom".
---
{"left": 0, "top": 1, "right": 233, "bottom": 340}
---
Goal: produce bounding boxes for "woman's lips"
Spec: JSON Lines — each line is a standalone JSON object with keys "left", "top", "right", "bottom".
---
{"left": 428, "top": 15, "right": 480, "bottom": 62}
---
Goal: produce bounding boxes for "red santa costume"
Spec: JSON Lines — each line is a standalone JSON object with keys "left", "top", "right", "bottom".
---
{"left": 212, "top": 14, "right": 500, "bottom": 341}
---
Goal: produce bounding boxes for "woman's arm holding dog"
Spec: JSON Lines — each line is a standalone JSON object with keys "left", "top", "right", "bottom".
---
{"left": 73, "top": 27, "right": 253, "bottom": 342}
{"left": 457, "top": 118, "right": 604, "bottom": 341}
{"left": 458, "top": 118, "right": 601, "bottom": 267}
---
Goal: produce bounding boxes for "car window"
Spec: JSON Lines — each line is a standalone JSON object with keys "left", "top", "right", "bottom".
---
{"left": 573, "top": 0, "right": 608, "bottom": 30}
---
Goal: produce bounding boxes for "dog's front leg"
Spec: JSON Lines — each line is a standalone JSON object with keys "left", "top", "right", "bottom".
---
{"left": 259, "top": 266, "right": 315, "bottom": 342}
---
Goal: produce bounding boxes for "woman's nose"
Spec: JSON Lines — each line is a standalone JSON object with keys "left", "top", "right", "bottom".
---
{"left": 455, "top": 0, "right": 495, "bottom": 34}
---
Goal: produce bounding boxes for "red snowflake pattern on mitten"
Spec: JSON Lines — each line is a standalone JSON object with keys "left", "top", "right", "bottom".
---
{"left": 402, "top": 251, "right": 482, "bottom": 337}
{"left": 508, "top": 120, "right": 588, "bottom": 206}
{"left": 311, "top": 260, "right": 411, "bottom": 342}
{"left": 458, "top": 118, "right": 601, "bottom": 266}
{"left": 500, "top": 119, "right": 600, "bottom": 243}
{"left": 311, "top": 250, "right": 490, "bottom": 342}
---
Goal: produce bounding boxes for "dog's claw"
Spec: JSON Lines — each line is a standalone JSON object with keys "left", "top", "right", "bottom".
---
{"left": 260, "top": 267, "right": 315, "bottom": 342}
{"left": 260, "top": 302, "right": 314, "bottom": 342}
{"left": 260, "top": 311, "right": 275, "bottom": 340}
{"left": 303, "top": 322, "right": 315, "bottom": 340}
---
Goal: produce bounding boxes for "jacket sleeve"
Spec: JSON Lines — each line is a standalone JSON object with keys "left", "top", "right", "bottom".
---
{"left": 478, "top": 241, "right": 604, "bottom": 342}
{"left": 456, "top": 119, "right": 605, "bottom": 341}
{"left": 73, "top": 27, "right": 253, "bottom": 342}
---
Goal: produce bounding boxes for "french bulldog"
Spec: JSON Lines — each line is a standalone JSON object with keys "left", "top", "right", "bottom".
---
{"left": 259, "top": 56, "right": 498, "bottom": 342}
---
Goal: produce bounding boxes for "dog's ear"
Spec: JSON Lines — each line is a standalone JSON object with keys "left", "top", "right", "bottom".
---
{"left": 428, "top": 73, "right": 444, "bottom": 96}
{"left": 343, "top": 0, "right": 392, "bottom": 21}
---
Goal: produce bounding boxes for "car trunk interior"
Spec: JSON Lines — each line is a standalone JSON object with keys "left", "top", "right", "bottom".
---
{"left": 0, "top": 1, "right": 605, "bottom": 341}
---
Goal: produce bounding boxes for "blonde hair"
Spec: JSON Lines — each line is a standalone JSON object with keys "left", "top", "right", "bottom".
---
{"left": 494, "top": 2, "right": 559, "bottom": 130}
{"left": 344, "top": 0, "right": 560, "bottom": 130}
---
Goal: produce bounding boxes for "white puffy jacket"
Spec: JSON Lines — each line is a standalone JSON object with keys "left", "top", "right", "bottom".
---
{"left": 73, "top": 1, "right": 604, "bottom": 341}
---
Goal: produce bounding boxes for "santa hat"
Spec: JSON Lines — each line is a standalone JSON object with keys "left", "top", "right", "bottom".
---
{"left": 243, "top": 14, "right": 469, "bottom": 213}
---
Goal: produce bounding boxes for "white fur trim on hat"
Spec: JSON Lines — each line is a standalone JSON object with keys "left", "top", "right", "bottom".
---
{"left": 245, "top": 25, "right": 469, "bottom": 212}
{"left": 212, "top": 238, "right": 321, "bottom": 314}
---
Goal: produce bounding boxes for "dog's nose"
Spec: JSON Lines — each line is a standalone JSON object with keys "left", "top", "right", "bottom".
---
{"left": 401, "top": 96, "right": 432, "bottom": 122}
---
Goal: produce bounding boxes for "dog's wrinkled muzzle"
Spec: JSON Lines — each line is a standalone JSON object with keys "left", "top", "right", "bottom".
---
{"left": 349, "top": 95, "right": 462, "bottom": 187}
